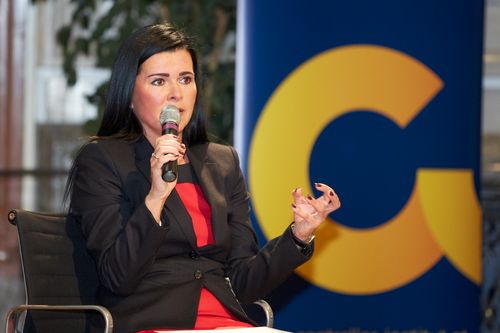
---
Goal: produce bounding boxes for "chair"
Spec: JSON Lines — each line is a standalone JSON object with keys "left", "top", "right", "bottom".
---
{"left": 5, "top": 209, "right": 273, "bottom": 333}
{"left": 5, "top": 209, "right": 113, "bottom": 333}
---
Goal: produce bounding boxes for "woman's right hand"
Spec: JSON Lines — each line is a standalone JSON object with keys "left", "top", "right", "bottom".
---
{"left": 145, "top": 134, "right": 186, "bottom": 223}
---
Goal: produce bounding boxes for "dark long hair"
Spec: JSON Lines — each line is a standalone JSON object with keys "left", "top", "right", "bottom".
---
{"left": 97, "top": 22, "right": 208, "bottom": 145}
{"left": 63, "top": 23, "right": 208, "bottom": 210}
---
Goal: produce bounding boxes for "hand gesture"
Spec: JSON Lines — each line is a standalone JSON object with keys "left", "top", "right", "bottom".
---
{"left": 145, "top": 134, "right": 186, "bottom": 223}
{"left": 291, "top": 183, "right": 340, "bottom": 243}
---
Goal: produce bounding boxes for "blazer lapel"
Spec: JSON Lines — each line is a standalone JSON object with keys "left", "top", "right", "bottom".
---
{"left": 187, "top": 144, "right": 226, "bottom": 245}
{"left": 165, "top": 190, "right": 198, "bottom": 248}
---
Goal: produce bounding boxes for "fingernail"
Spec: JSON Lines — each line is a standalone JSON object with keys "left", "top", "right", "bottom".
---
{"left": 291, "top": 203, "right": 297, "bottom": 208}
{"left": 329, "top": 190, "right": 334, "bottom": 196}
{"left": 307, "top": 194, "right": 313, "bottom": 200}
{"left": 293, "top": 187, "right": 299, "bottom": 193}
{"left": 315, "top": 183, "right": 322, "bottom": 187}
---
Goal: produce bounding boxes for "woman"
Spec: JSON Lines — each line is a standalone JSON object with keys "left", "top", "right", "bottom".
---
{"left": 68, "top": 22, "right": 340, "bottom": 333}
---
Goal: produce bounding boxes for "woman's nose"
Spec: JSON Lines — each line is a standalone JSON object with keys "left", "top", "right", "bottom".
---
{"left": 167, "top": 82, "right": 182, "bottom": 101}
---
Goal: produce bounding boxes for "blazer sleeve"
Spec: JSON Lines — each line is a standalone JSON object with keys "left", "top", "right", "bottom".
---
{"left": 224, "top": 146, "right": 313, "bottom": 303}
{"left": 70, "top": 142, "right": 168, "bottom": 296}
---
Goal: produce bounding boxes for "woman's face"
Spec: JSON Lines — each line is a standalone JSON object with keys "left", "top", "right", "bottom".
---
{"left": 131, "top": 49, "right": 197, "bottom": 143}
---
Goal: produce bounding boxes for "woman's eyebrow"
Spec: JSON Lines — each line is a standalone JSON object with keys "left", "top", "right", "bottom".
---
{"left": 146, "top": 71, "right": 194, "bottom": 77}
{"left": 146, "top": 73, "right": 170, "bottom": 78}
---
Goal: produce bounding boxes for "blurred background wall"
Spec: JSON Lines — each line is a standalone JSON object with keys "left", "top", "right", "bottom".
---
{"left": 0, "top": 0, "right": 499, "bottom": 331}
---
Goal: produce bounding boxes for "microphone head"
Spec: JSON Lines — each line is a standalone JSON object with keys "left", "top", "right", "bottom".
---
{"left": 160, "top": 105, "right": 181, "bottom": 125}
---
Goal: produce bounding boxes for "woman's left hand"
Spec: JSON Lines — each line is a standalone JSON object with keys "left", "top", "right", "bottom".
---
{"left": 291, "top": 183, "right": 341, "bottom": 243}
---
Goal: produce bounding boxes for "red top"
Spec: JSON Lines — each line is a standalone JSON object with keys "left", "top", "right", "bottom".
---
{"left": 136, "top": 166, "right": 253, "bottom": 332}
{"left": 176, "top": 183, "right": 214, "bottom": 248}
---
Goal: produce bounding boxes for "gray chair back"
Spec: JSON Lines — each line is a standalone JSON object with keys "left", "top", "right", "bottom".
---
{"left": 7, "top": 209, "right": 110, "bottom": 333}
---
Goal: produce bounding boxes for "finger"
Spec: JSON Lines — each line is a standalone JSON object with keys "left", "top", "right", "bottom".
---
{"left": 156, "top": 140, "right": 183, "bottom": 152}
{"left": 155, "top": 142, "right": 183, "bottom": 156}
{"left": 150, "top": 152, "right": 181, "bottom": 173}
{"left": 292, "top": 187, "right": 308, "bottom": 205}
{"left": 326, "top": 189, "right": 341, "bottom": 209}
{"left": 305, "top": 191, "right": 340, "bottom": 217}
{"left": 314, "top": 182, "right": 333, "bottom": 201}
{"left": 157, "top": 133, "right": 179, "bottom": 142}
{"left": 291, "top": 203, "right": 312, "bottom": 221}
{"left": 157, "top": 153, "right": 180, "bottom": 166}
{"left": 315, "top": 183, "right": 340, "bottom": 206}
{"left": 156, "top": 135, "right": 182, "bottom": 150}
{"left": 291, "top": 204, "right": 322, "bottom": 228}
{"left": 305, "top": 194, "right": 324, "bottom": 213}
{"left": 152, "top": 151, "right": 181, "bottom": 164}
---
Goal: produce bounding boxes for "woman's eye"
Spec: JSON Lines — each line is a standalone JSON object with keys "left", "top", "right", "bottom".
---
{"left": 179, "top": 76, "right": 193, "bottom": 85}
{"left": 151, "top": 78, "right": 164, "bottom": 86}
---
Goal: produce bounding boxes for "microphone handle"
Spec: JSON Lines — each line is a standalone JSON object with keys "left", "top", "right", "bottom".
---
{"left": 161, "top": 122, "right": 179, "bottom": 182}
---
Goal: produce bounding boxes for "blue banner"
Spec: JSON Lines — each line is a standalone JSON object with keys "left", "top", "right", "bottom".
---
{"left": 235, "top": 1, "right": 484, "bottom": 332}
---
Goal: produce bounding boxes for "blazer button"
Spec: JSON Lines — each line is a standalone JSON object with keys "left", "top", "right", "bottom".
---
{"left": 194, "top": 269, "right": 203, "bottom": 280}
{"left": 189, "top": 250, "right": 199, "bottom": 259}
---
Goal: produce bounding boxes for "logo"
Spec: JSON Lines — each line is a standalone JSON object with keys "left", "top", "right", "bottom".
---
{"left": 249, "top": 45, "right": 481, "bottom": 295}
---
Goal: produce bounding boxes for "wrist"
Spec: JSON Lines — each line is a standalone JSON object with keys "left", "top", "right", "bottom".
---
{"left": 290, "top": 222, "right": 315, "bottom": 245}
{"left": 145, "top": 193, "right": 167, "bottom": 224}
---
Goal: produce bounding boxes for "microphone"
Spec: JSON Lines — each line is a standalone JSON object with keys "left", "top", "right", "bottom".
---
{"left": 159, "top": 105, "right": 181, "bottom": 182}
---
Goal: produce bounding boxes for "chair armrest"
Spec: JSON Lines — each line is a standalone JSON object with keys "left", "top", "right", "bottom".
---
{"left": 5, "top": 304, "right": 113, "bottom": 333}
{"left": 252, "top": 299, "right": 274, "bottom": 328}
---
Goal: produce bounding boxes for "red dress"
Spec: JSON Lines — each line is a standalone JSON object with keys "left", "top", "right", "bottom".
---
{"left": 136, "top": 165, "right": 253, "bottom": 332}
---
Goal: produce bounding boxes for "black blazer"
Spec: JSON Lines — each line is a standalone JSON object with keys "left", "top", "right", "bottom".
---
{"left": 70, "top": 136, "right": 312, "bottom": 333}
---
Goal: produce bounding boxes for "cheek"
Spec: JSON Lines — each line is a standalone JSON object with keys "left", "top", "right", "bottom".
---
{"left": 180, "top": 112, "right": 192, "bottom": 130}
{"left": 132, "top": 92, "right": 160, "bottom": 126}
{"left": 181, "top": 87, "right": 197, "bottom": 127}
{"left": 132, "top": 86, "right": 163, "bottom": 113}
{"left": 132, "top": 85, "right": 154, "bottom": 108}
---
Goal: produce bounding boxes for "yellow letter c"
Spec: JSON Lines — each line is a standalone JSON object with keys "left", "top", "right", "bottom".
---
{"left": 248, "top": 45, "right": 481, "bottom": 294}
